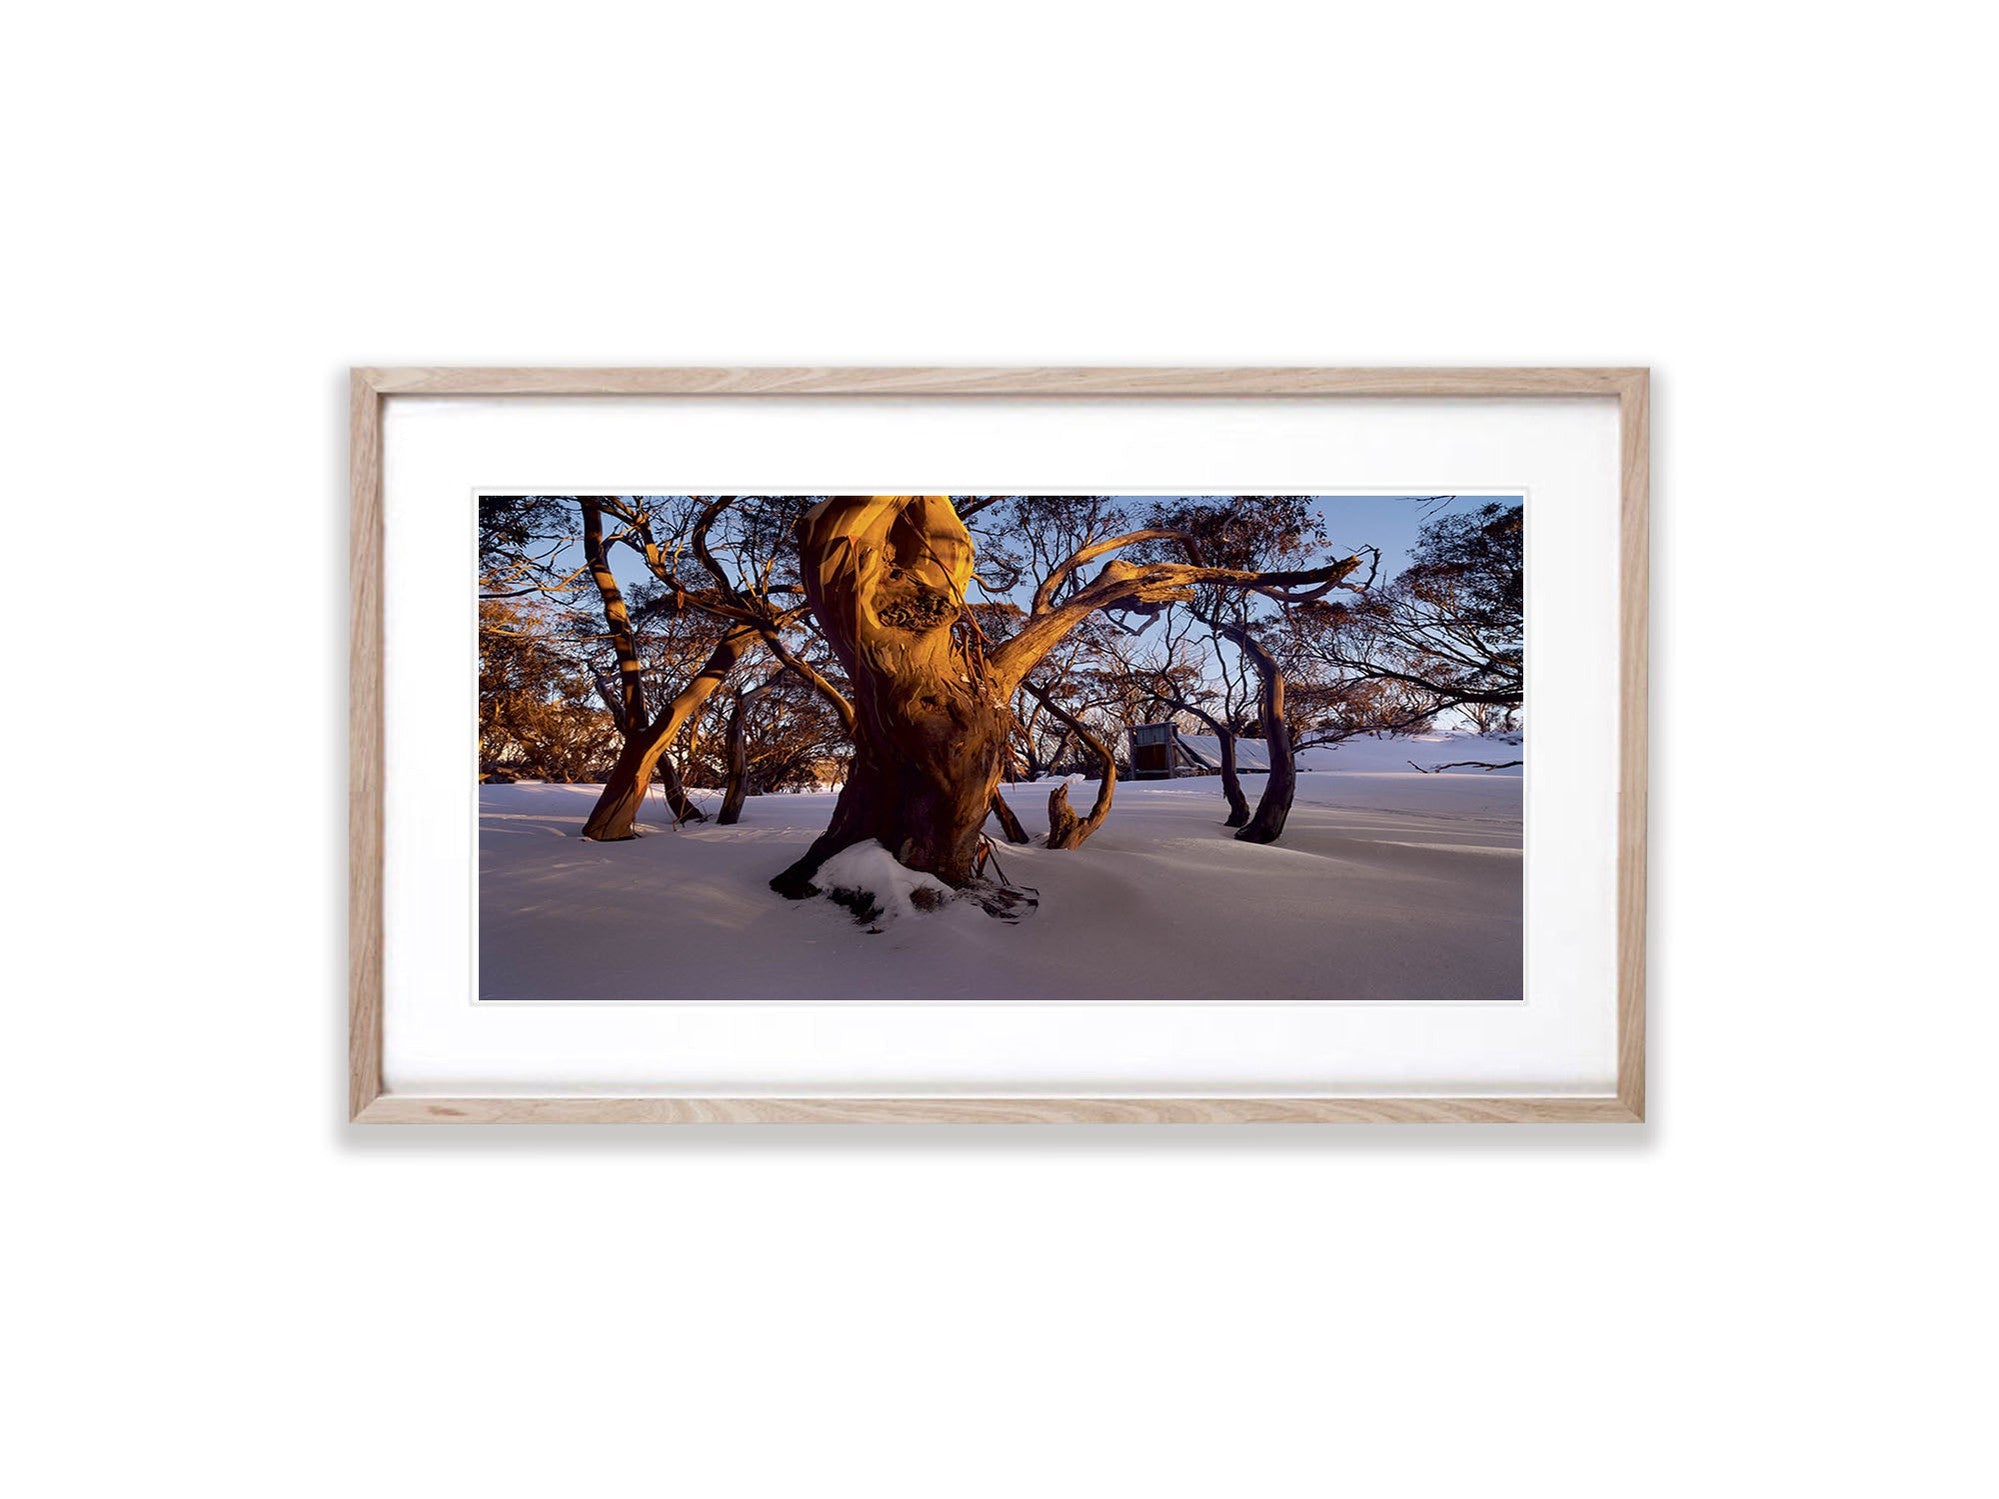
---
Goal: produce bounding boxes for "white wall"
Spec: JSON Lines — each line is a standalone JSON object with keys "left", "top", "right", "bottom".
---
{"left": 8, "top": 4, "right": 1989, "bottom": 1496}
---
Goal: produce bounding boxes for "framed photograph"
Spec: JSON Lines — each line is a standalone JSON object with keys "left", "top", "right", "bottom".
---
{"left": 351, "top": 367, "right": 1647, "bottom": 1122}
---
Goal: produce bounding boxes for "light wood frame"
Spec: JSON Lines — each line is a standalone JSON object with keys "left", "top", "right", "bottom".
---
{"left": 351, "top": 367, "right": 1649, "bottom": 1124}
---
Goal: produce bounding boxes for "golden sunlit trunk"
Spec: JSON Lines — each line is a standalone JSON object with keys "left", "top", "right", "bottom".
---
{"left": 771, "top": 497, "right": 1012, "bottom": 894}
{"left": 581, "top": 625, "right": 759, "bottom": 841}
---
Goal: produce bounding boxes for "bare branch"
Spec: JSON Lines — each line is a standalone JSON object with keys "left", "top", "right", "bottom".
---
{"left": 990, "top": 551, "right": 1366, "bottom": 693}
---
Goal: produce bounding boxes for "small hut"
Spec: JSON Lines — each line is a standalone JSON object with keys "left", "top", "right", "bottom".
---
{"left": 1127, "top": 722, "right": 1273, "bottom": 779}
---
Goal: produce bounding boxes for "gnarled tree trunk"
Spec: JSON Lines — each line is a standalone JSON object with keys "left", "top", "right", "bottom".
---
{"left": 716, "top": 681, "right": 773, "bottom": 826}
{"left": 772, "top": 497, "right": 1012, "bottom": 895}
{"left": 581, "top": 625, "right": 759, "bottom": 841}
{"left": 716, "top": 692, "right": 751, "bottom": 826}
{"left": 1214, "top": 729, "right": 1250, "bottom": 827}
{"left": 1222, "top": 624, "right": 1297, "bottom": 845}
{"left": 575, "top": 495, "right": 741, "bottom": 838}
{"left": 1191, "top": 714, "right": 1251, "bottom": 827}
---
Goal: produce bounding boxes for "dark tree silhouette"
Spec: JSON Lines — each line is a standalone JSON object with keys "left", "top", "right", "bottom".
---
{"left": 1286, "top": 500, "right": 1523, "bottom": 728}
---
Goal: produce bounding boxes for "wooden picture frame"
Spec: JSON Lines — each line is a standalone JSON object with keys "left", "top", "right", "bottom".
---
{"left": 351, "top": 367, "right": 1648, "bottom": 1123}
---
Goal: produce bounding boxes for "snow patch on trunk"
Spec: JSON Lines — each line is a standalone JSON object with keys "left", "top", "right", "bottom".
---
{"left": 815, "top": 840, "right": 956, "bottom": 925}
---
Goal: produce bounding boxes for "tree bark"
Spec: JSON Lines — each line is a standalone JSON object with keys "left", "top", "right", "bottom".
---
{"left": 717, "top": 692, "right": 751, "bottom": 825}
{"left": 579, "top": 497, "right": 648, "bottom": 734}
{"left": 577, "top": 495, "right": 713, "bottom": 832}
{"left": 1022, "top": 681, "right": 1116, "bottom": 850}
{"left": 771, "top": 497, "right": 1012, "bottom": 895}
{"left": 1222, "top": 624, "right": 1297, "bottom": 845}
{"left": 716, "top": 682, "right": 774, "bottom": 826}
{"left": 1205, "top": 720, "right": 1251, "bottom": 826}
{"left": 581, "top": 624, "right": 759, "bottom": 841}
{"left": 988, "top": 790, "right": 1031, "bottom": 844}
{"left": 657, "top": 755, "right": 706, "bottom": 824}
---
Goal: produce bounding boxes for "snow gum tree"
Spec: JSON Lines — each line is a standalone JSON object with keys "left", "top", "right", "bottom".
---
{"left": 575, "top": 496, "right": 766, "bottom": 841}
{"left": 571, "top": 495, "right": 858, "bottom": 842}
{"left": 1135, "top": 497, "right": 1332, "bottom": 844}
{"left": 772, "top": 495, "right": 1366, "bottom": 901}
{"left": 476, "top": 495, "right": 857, "bottom": 843}
{"left": 1118, "top": 608, "right": 1260, "bottom": 827}
{"left": 770, "top": 495, "right": 1009, "bottom": 896}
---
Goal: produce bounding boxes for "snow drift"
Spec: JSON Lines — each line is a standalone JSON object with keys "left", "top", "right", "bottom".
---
{"left": 479, "top": 733, "right": 1523, "bottom": 1003}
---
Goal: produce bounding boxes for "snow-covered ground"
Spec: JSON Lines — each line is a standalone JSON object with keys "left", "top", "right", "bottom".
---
{"left": 1294, "top": 729, "right": 1523, "bottom": 775}
{"left": 480, "top": 733, "right": 1522, "bottom": 1002}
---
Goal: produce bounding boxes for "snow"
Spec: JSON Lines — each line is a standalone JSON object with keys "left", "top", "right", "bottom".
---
{"left": 481, "top": 733, "right": 1523, "bottom": 1003}
{"left": 1296, "top": 729, "right": 1523, "bottom": 775}
{"left": 812, "top": 840, "right": 956, "bottom": 924}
